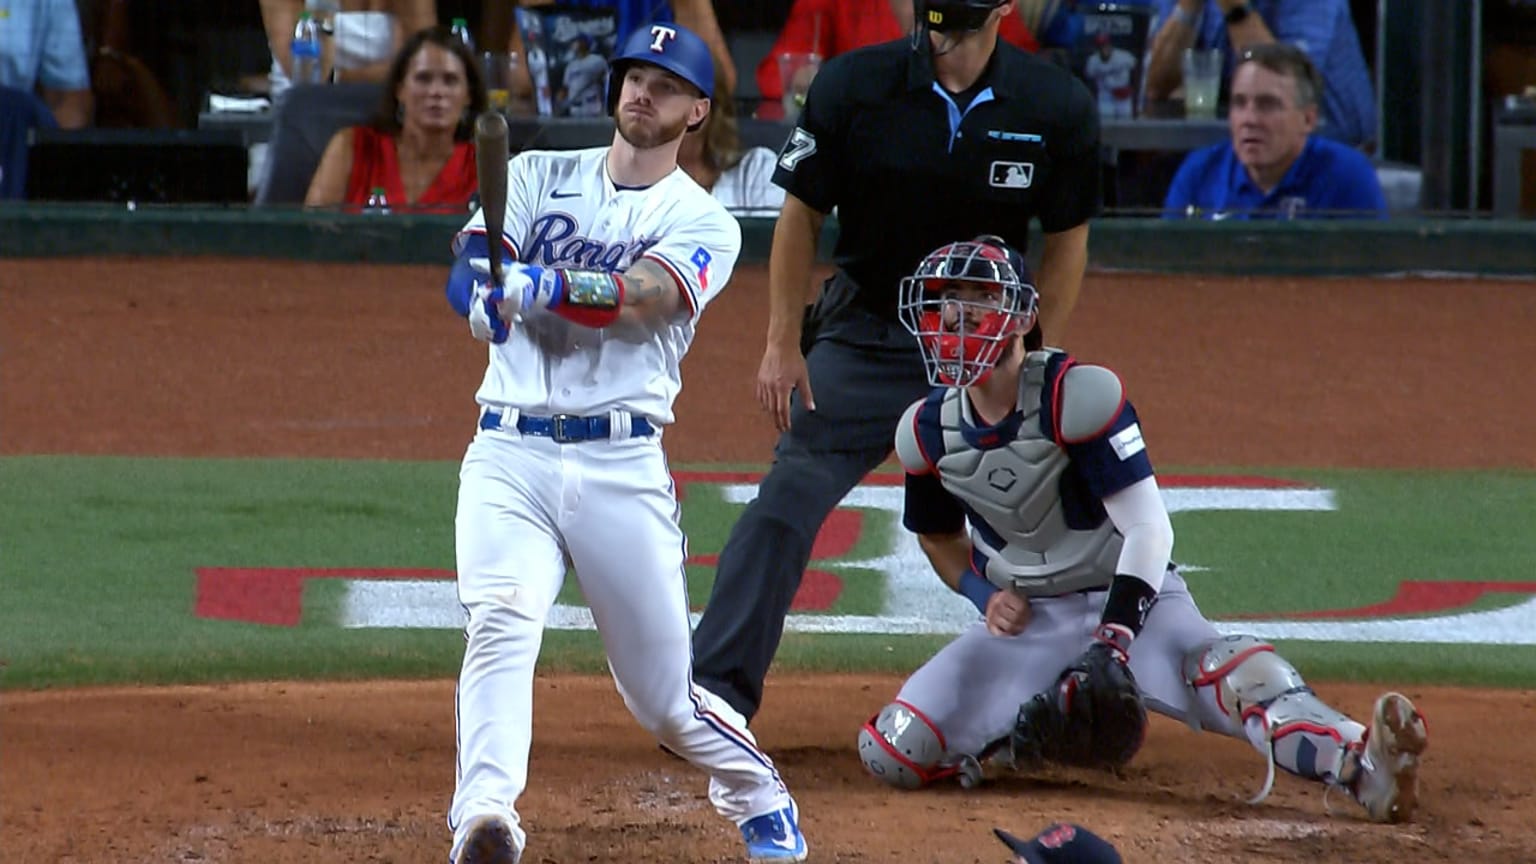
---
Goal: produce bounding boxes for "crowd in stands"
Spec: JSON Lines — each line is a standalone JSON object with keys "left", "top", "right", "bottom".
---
{"left": 303, "top": 24, "right": 483, "bottom": 212}
{"left": 4, "top": 0, "right": 1533, "bottom": 215}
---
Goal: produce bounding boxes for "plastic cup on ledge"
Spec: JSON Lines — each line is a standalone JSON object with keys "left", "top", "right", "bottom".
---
{"left": 777, "top": 52, "right": 821, "bottom": 122}
{"left": 481, "top": 51, "right": 519, "bottom": 113}
{"left": 1181, "top": 48, "right": 1222, "bottom": 119}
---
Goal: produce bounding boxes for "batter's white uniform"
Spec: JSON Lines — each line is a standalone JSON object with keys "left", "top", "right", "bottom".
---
{"left": 1085, "top": 47, "right": 1138, "bottom": 119}
{"left": 447, "top": 146, "right": 793, "bottom": 861}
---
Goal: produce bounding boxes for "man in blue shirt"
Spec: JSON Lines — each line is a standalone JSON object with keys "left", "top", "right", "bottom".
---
{"left": 0, "top": 0, "right": 93, "bottom": 128}
{"left": 1145, "top": 0, "right": 1375, "bottom": 148}
{"left": 1162, "top": 42, "right": 1384, "bottom": 219}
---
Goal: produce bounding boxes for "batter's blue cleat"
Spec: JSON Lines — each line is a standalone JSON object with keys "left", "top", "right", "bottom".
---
{"left": 740, "top": 804, "right": 808, "bottom": 861}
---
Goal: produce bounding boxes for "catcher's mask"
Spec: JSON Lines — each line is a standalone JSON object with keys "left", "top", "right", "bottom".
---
{"left": 898, "top": 236, "right": 1038, "bottom": 387}
{"left": 914, "top": 0, "right": 1010, "bottom": 36}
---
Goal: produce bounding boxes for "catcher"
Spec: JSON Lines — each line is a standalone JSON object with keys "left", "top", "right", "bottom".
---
{"left": 856, "top": 236, "right": 1428, "bottom": 823}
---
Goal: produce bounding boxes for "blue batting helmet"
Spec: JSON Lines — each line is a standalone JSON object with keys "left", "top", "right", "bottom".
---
{"left": 606, "top": 22, "right": 715, "bottom": 114}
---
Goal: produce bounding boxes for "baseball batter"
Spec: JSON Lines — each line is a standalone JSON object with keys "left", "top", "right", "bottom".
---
{"left": 558, "top": 35, "right": 610, "bottom": 116}
{"left": 442, "top": 23, "right": 806, "bottom": 864}
{"left": 857, "top": 236, "right": 1429, "bottom": 825}
{"left": 1084, "top": 34, "right": 1137, "bottom": 118}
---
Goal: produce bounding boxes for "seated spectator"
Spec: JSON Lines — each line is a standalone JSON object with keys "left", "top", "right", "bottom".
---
{"left": 1162, "top": 43, "right": 1385, "bottom": 219}
{"left": 678, "top": 63, "right": 784, "bottom": 217}
{"left": 0, "top": 0, "right": 93, "bottom": 128}
{"left": 756, "top": 0, "right": 1040, "bottom": 102}
{"left": 305, "top": 27, "right": 486, "bottom": 212}
{"left": 260, "top": 0, "right": 438, "bottom": 100}
{"left": 1145, "top": 0, "right": 1376, "bottom": 149}
{"left": 85, "top": 0, "right": 175, "bottom": 128}
{"left": 503, "top": 0, "right": 736, "bottom": 105}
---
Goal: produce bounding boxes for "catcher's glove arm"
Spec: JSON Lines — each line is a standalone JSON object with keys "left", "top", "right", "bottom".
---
{"left": 1010, "top": 573, "right": 1158, "bottom": 770}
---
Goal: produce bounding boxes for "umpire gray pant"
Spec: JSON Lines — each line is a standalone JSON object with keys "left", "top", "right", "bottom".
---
{"left": 691, "top": 302, "right": 931, "bottom": 721}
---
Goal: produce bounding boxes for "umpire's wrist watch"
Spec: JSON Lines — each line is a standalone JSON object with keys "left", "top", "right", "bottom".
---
{"left": 1224, "top": 3, "right": 1252, "bottom": 25}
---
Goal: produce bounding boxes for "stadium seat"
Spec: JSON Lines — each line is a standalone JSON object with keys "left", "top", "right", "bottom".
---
{"left": 27, "top": 127, "right": 248, "bottom": 203}
{"left": 254, "top": 83, "right": 382, "bottom": 207}
{"left": 727, "top": 29, "right": 777, "bottom": 103}
{"left": 1375, "top": 160, "right": 1423, "bottom": 215}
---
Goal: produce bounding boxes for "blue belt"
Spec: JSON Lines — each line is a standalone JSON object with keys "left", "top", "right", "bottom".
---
{"left": 479, "top": 409, "right": 655, "bottom": 443}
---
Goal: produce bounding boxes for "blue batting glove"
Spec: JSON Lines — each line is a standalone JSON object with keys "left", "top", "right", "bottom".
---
{"left": 469, "top": 259, "right": 563, "bottom": 320}
{"left": 447, "top": 233, "right": 515, "bottom": 318}
{"left": 467, "top": 282, "right": 511, "bottom": 344}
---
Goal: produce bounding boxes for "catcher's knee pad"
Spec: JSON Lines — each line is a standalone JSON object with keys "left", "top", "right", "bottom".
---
{"left": 1184, "top": 635, "right": 1306, "bottom": 723}
{"left": 857, "top": 701, "right": 950, "bottom": 789}
{"left": 1184, "top": 635, "right": 1357, "bottom": 784}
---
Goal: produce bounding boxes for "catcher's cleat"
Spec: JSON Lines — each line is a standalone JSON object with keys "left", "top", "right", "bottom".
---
{"left": 455, "top": 814, "right": 519, "bottom": 864}
{"left": 740, "top": 802, "right": 808, "bottom": 862}
{"left": 1336, "top": 691, "right": 1428, "bottom": 823}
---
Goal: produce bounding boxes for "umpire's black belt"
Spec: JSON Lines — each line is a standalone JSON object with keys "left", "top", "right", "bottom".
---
{"left": 479, "top": 408, "right": 655, "bottom": 443}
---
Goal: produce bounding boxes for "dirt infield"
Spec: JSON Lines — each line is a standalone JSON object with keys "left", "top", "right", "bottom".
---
{"left": 4, "top": 259, "right": 1536, "bottom": 863}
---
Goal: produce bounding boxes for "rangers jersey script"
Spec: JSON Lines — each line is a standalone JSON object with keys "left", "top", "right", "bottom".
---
{"left": 454, "top": 147, "right": 740, "bottom": 425}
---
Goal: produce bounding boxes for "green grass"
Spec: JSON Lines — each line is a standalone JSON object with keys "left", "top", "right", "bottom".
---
{"left": 4, "top": 457, "right": 1536, "bottom": 690}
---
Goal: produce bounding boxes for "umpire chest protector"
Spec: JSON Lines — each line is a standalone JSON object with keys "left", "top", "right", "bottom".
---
{"left": 927, "top": 351, "right": 1123, "bottom": 597}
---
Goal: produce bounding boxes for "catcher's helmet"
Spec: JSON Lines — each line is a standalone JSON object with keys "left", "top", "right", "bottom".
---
{"left": 898, "top": 235, "right": 1038, "bottom": 387}
{"left": 915, "top": 0, "right": 1011, "bottom": 34}
{"left": 606, "top": 22, "right": 714, "bottom": 116}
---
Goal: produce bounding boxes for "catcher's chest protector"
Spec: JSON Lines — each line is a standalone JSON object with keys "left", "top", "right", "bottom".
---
{"left": 933, "top": 352, "right": 1123, "bottom": 597}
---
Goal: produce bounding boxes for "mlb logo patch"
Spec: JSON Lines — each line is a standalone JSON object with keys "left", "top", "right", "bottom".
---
{"left": 989, "top": 161, "right": 1034, "bottom": 189}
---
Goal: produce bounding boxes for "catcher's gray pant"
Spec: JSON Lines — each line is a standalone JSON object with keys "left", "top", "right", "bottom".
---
{"left": 895, "top": 569, "right": 1245, "bottom": 758}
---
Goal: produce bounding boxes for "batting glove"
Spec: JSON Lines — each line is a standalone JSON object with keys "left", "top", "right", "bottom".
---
{"left": 467, "top": 282, "right": 510, "bottom": 344}
{"left": 469, "top": 258, "right": 563, "bottom": 321}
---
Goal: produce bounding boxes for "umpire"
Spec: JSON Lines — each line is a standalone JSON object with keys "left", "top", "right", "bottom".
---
{"left": 692, "top": 0, "right": 1101, "bottom": 721}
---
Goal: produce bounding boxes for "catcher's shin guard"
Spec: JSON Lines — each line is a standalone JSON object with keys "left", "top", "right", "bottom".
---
{"left": 1184, "top": 635, "right": 1359, "bottom": 804}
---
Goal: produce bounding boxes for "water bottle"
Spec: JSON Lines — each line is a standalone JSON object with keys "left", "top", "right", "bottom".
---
{"left": 365, "top": 186, "right": 391, "bottom": 215}
{"left": 291, "top": 11, "right": 323, "bottom": 85}
{"left": 450, "top": 17, "right": 475, "bottom": 54}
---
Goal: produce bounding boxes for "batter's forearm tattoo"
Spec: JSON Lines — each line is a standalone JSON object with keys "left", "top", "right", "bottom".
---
{"left": 621, "top": 259, "right": 673, "bottom": 308}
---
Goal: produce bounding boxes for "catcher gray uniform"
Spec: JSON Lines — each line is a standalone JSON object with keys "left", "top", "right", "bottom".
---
{"left": 856, "top": 237, "right": 1428, "bottom": 824}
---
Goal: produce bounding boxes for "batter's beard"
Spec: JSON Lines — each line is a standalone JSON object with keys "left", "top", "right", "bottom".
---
{"left": 615, "top": 111, "right": 688, "bottom": 150}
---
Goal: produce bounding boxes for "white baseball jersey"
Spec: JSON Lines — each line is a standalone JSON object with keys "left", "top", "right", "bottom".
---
{"left": 454, "top": 146, "right": 741, "bottom": 425}
{"left": 1086, "top": 49, "right": 1136, "bottom": 94}
{"left": 561, "top": 53, "right": 610, "bottom": 115}
{"left": 710, "top": 147, "right": 786, "bottom": 219}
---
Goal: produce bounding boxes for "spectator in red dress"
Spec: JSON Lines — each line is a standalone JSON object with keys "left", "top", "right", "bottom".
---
{"left": 755, "top": 0, "right": 1040, "bottom": 102}
{"left": 305, "top": 27, "right": 487, "bottom": 212}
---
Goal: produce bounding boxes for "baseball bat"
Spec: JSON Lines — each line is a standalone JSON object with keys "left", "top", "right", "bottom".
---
{"left": 473, "top": 110, "right": 511, "bottom": 287}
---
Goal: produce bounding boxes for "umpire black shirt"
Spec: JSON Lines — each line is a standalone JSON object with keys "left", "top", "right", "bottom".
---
{"left": 771, "top": 37, "right": 1101, "bottom": 321}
